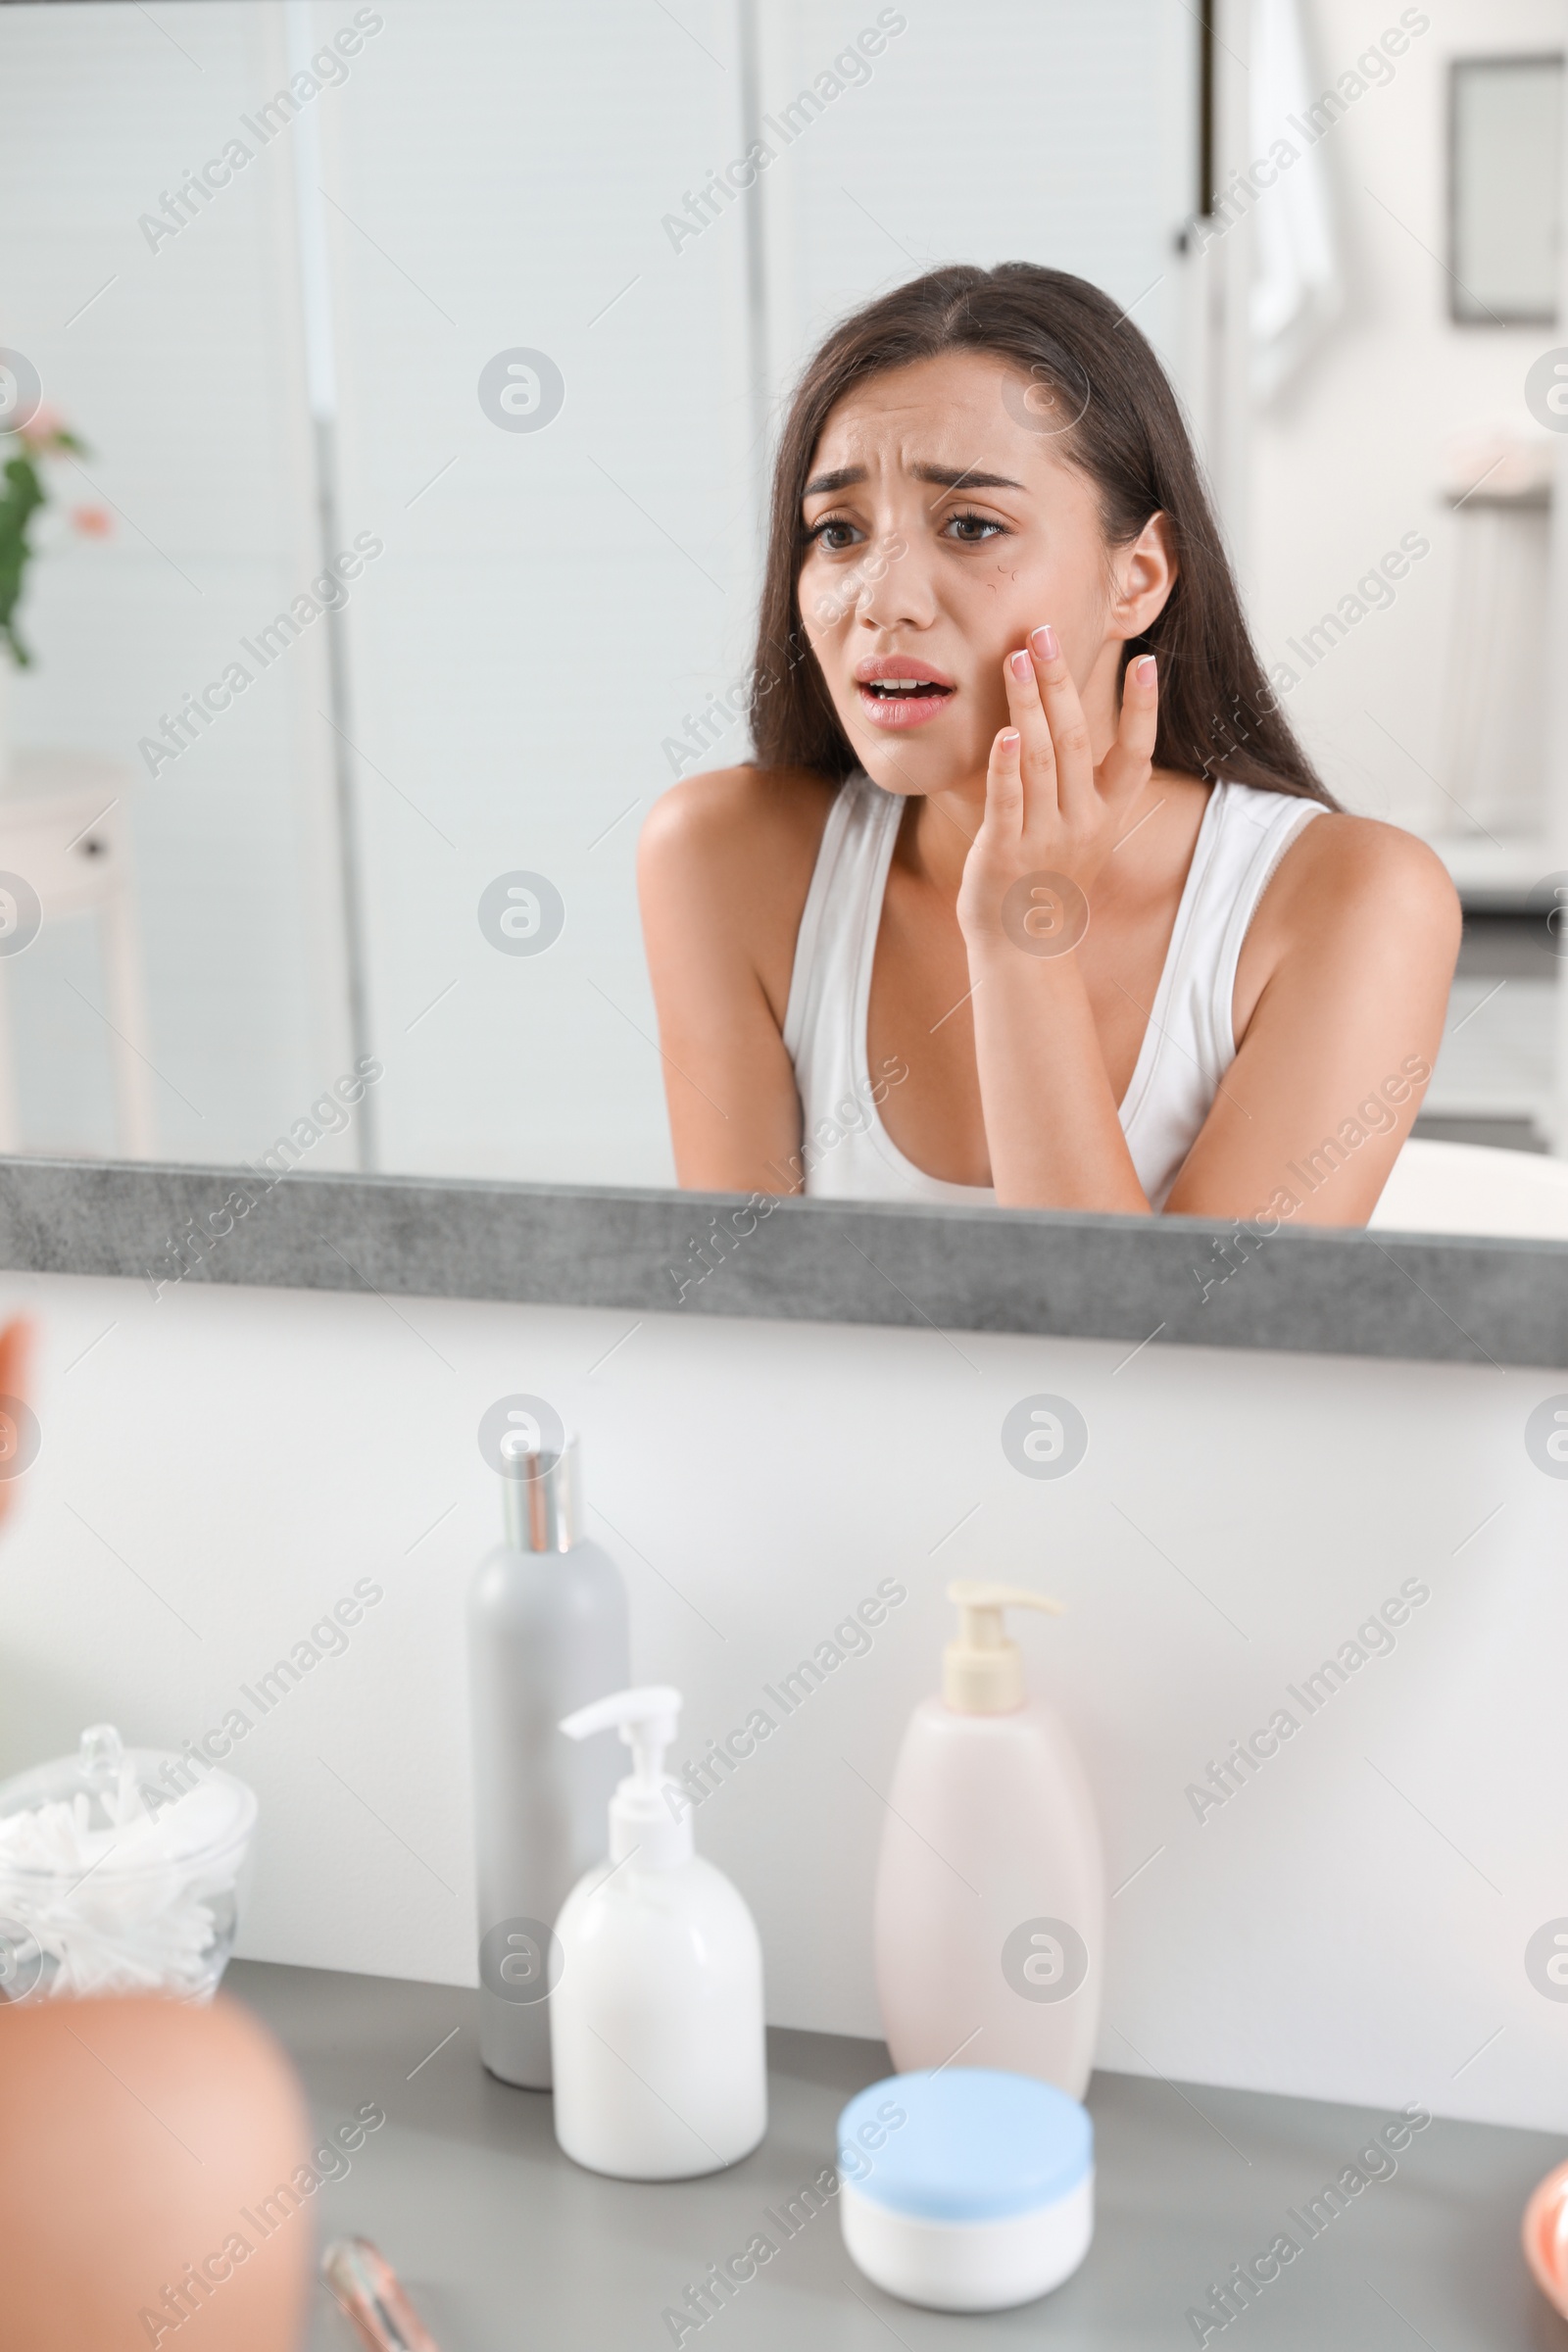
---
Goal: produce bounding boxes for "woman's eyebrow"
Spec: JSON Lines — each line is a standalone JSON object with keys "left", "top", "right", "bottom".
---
{"left": 801, "top": 461, "right": 1025, "bottom": 500}
{"left": 912, "top": 463, "right": 1025, "bottom": 492}
{"left": 803, "top": 465, "right": 866, "bottom": 497}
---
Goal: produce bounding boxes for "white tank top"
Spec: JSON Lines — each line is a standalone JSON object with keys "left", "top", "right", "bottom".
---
{"left": 780, "top": 771, "right": 1325, "bottom": 1208}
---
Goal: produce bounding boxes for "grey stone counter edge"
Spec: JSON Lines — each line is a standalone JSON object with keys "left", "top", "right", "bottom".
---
{"left": 0, "top": 1155, "right": 1564, "bottom": 1369}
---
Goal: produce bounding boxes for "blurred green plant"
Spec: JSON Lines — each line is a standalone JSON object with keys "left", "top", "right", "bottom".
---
{"left": 0, "top": 410, "right": 108, "bottom": 666}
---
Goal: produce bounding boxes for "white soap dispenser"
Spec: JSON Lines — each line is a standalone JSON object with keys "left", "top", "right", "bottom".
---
{"left": 873, "top": 1582, "right": 1105, "bottom": 2100}
{"left": 550, "top": 1685, "right": 767, "bottom": 2180}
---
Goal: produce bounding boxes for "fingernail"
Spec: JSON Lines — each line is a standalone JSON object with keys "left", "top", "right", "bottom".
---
{"left": 1008, "top": 650, "right": 1032, "bottom": 680}
{"left": 999, "top": 729, "right": 1020, "bottom": 751}
{"left": 1030, "top": 623, "right": 1058, "bottom": 661}
{"left": 1136, "top": 655, "right": 1156, "bottom": 685}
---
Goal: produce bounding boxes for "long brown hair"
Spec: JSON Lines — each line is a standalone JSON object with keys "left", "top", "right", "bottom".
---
{"left": 749, "top": 262, "right": 1334, "bottom": 807}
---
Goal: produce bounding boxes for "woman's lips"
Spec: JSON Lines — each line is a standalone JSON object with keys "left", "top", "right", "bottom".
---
{"left": 855, "top": 680, "right": 956, "bottom": 729}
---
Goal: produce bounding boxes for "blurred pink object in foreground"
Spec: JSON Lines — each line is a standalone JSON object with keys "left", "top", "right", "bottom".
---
{"left": 1523, "top": 2158, "right": 1568, "bottom": 2320}
{"left": 0, "top": 1316, "right": 35, "bottom": 1530}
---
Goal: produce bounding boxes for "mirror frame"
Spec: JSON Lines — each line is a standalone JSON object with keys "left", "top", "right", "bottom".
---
{"left": 1, "top": 1155, "right": 1563, "bottom": 1370}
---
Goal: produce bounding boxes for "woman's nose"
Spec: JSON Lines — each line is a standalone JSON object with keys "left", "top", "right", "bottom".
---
{"left": 855, "top": 532, "right": 935, "bottom": 629}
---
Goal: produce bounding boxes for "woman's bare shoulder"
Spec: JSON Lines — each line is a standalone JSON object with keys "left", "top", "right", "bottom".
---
{"left": 637, "top": 764, "right": 840, "bottom": 1021}
{"left": 1270, "top": 807, "right": 1461, "bottom": 938}
{"left": 638, "top": 761, "right": 836, "bottom": 884}
{"left": 1234, "top": 802, "right": 1459, "bottom": 1032}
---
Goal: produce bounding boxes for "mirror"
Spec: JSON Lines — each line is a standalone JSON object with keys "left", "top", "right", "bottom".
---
{"left": 1, "top": 0, "right": 1565, "bottom": 1253}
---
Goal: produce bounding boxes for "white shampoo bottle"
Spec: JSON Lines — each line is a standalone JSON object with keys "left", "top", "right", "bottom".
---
{"left": 468, "top": 1434, "right": 628, "bottom": 2090}
{"left": 873, "top": 1583, "right": 1105, "bottom": 2100}
{"left": 550, "top": 1685, "right": 766, "bottom": 2180}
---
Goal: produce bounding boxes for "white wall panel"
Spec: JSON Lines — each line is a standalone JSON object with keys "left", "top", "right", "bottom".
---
{"left": 0, "top": 2, "right": 358, "bottom": 1162}
{"left": 323, "top": 0, "right": 757, "bottom": 1184}
{"left": 755, "top": 0, "right": 1199, "bottom": 416}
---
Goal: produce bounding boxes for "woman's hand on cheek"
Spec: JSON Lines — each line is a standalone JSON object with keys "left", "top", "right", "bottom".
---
{"left": 956, "top": 629, "right": 1158, "bottom": 951}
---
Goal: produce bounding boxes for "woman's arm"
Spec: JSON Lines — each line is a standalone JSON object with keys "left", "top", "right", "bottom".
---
{"left": 637, "top": 765, "right": 826, "bottom": 1193}
{"left": 1165, "top": 813, "right": 1459, "bottom": 1224}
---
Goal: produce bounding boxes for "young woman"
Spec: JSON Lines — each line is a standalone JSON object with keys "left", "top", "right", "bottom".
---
{"left": 639, "top": 264, "right": 1459, "bottom": 1222}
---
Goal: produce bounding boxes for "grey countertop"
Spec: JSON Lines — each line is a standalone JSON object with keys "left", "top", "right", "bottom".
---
{"left": 229, "top": 1961, "right": 1567, "bottom": 2351}
{"left": 9, "top": 1153, "right": 1568, "bottom": 1369}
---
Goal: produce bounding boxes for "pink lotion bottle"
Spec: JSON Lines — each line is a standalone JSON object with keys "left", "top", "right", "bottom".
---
{"left": 873, "top": 1583, "right": 1105, "bottom": 2100}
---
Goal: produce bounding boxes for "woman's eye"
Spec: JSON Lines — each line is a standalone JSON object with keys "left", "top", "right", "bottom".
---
{"left": 808, "top": 518, "right": 861, "bottom": 552}
{"left": 943, "top": 511, "right": 1004, "bottom": 542}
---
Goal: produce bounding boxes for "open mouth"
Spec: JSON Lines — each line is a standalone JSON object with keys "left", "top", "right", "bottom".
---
{"left": 855, "top": 675, "right": 956, "bottom": 727}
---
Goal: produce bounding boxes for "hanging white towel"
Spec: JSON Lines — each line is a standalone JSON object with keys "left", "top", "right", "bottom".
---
{"left": 1250, "top": 0, "right": 1344, "bottom": 400}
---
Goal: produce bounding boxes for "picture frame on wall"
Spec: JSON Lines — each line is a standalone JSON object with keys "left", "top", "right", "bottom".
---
{"left": 1449, "top": 52, "right": 1563, "bottom": 324}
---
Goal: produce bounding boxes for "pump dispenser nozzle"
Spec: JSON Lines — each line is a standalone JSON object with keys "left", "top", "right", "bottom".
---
{"left": 560, "top": 1685, "right": 691, "bottom": 1868}
{"left": 943, "top": 1581, "right": 1063, "bottom": 1714}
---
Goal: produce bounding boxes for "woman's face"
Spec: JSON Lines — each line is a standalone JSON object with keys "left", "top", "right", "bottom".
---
{"left": 797, "top": 348, "right": 1167, "bottom": 798}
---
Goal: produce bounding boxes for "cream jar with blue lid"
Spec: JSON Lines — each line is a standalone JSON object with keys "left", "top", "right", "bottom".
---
{"left": 838, "top": 2067, "right": 1094, "bottom": 2312}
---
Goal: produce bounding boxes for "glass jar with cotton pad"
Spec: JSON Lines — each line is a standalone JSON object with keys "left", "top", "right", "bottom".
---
{"left": 837, "top": 2068, "right": 1093, "bottom": 2312}
{"left": 0, "top": 1723, "right": 257, "bottom": 2002}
